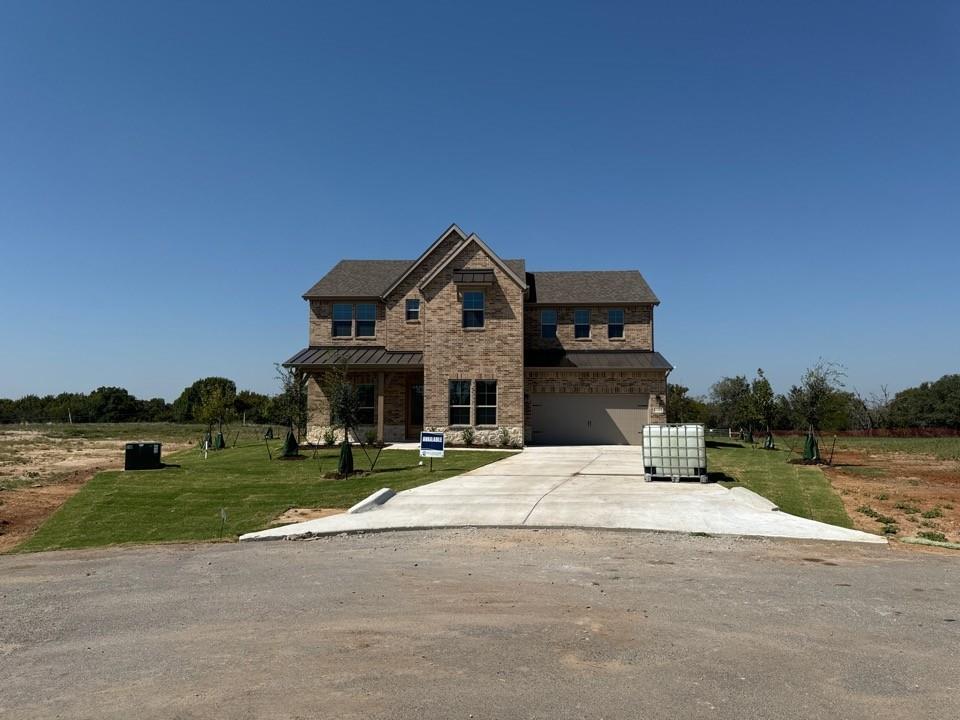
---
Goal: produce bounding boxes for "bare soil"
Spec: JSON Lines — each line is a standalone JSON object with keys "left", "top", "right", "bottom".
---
{"left": 823, "top": 448, "right": 960, "bottom": 544}
{"left": 270, "top": 507, "right": 345, "bottom": 525}
{"left": 0, "top": 430, "right": 190, "bottom": 552}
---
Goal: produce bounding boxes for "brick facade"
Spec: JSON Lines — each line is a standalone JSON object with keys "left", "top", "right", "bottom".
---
{"left": 299, "top": 227, "right": 669, "bottom": 448}
{"left": 419, "top": 243, "right": 525, "bottom": 446}
{"left": 524, "top": 304, "right": 653, "bottom": 351}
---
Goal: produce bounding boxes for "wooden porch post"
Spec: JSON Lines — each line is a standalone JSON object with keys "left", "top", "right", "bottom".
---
{"left": 376, "top": 372, "right": 385, "bottom": 443}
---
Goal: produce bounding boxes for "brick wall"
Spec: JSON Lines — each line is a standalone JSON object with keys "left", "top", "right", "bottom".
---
{"left": 309, "top": 300, "right": 387, "bottom": 346}
{"left": 524, "top": 304, "right": 653, "bottom": 351}
{"left": 305, "top": 369, "right": 416, "bottom": 444}
{"left": 420, "top": 242, "right": 525, "bottom": 446}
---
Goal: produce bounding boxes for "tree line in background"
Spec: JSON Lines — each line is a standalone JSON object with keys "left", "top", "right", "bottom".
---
{"left": 668, "top": 364, "right": 960, "bottom": 433}
{"left": 0, "top": 365, "right": 309, "bottom": 437}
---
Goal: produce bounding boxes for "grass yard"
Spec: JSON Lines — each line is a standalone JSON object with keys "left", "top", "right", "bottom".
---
{"left": 16, "top": 443, "right": 515, "bottom": 552}
{"left": 708, "top": 441, "right": 853, "bottom": 528}
{"left": 779, "top": 434, "right": 960, "bottom": 461}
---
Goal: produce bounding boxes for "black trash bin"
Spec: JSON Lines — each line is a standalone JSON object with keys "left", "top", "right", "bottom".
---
{"left": 124, "top": 442, "right": 163, "bottom": 470}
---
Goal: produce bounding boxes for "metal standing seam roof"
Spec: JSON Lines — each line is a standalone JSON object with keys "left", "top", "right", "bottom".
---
{"left": 525, "top": 350, "right": 673, "bottom": 371}
{"left": 284, "top": 346, "right": 424, "bottom": 368}
{"left": 452, "top": 268, "right": 495, "bottom": 284}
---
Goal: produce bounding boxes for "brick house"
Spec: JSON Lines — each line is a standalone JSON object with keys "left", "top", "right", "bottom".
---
{"left": 286, "top": 224, "right": 672, "bottom": 446}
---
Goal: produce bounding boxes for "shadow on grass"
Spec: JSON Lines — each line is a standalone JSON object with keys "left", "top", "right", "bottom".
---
{"left": 709, "top": 471, "right": 738, "bottom": 483}
{"left": 706, "top": 440, "right": 745, "bottom": 449}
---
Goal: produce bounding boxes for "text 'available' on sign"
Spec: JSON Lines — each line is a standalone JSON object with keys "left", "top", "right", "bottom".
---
{"left": 419, "top": 431, "right": 445, "bottom": 458}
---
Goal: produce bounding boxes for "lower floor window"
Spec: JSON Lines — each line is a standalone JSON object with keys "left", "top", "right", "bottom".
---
{"left": 475, "top": 380, "right": 497, "bottom": 425}
{"left": 449, "top": 380, "right": 471, "bottom": 425}
{"left": 356, "top": 384, "right": 375, "bottom": 425}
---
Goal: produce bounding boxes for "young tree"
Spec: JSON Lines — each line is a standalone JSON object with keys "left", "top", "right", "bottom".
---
{"left": 274, "top": 364, "right": 309, "bottom": 441}
{"left": 321, "top": 363, "right": 360, "bottom": 475}
{"left": 195, "top": 382, "right": 237, "bottom": 437}
{"left": 785, "top": 360, "right": 848, "bottom": 433}
{"left": 750, "top": 369, "right": 777, "bottom": 448}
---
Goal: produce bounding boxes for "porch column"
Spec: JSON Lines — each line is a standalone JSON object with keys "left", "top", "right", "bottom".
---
{"left": 376, "top": 372, "right": 385, "bottom": 443}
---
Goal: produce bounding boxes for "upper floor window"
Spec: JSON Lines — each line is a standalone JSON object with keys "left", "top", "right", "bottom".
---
{"left": 475, "top": 380, "right": 497, "bottom": 425}
{"left": 607, "top": 309, "right": 625, "bottom": 339}
{"left": 355, "top": 303, "right": 376, "bottom": 337}
{"left": 449, "top": 380, "right": 471, "bottom": 425}
{"left": 462, "top": 291, "right": 485, "bottom": 328}
{"left": 574, "top": 308, "right": 591, "bottom": 339}
{"left": 332, "top": 304, "right": 353, "bottom": 337}
{"left": 405, "top": 298, "right": 421, "bottom": 322}
{"left": 540, "top": 309, "right": 557, "bottom": 339}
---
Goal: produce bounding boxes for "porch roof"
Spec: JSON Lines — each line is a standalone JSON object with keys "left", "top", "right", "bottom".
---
{"left": 284, "top": 346, "right": 424, "bottom": 369}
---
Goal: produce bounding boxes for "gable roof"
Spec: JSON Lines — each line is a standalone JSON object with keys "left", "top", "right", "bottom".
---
{"left": 528, "top": 270, "right": 659, "bottom": 305}
{"left": 418, "top": 233, "right": 527, "bottom": 290}
{"left": 302, "top": 259, "right": 414, "bottom": 298}
{"left": 380, "top": 223, "right": 467, "bottom": 298}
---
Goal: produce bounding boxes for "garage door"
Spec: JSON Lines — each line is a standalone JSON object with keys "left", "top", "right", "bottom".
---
{"left": 530, "top": 393, "right": 648, "bottom": 445}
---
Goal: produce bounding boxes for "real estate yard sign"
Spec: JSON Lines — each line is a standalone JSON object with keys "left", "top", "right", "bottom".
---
{"left": 419, "top": 431, "right": 444, "bottom": 458}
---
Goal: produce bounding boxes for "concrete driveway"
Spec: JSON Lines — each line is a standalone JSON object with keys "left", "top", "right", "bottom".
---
{"left": 241, "top": 446, "right": 883, "bottom": 543}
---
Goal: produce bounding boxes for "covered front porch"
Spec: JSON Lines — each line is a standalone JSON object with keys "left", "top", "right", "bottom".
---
{"left": 285, "top": 347, "right": 424, "bottom": 444}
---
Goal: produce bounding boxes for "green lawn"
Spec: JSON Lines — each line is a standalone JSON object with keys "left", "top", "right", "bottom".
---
{"left": 708, "top": 441, "right": 853, "bottom": 528}
{"left": 778, "top": 434, "right": 960, "bottom": 461}
{"left": 16, "top": 443, "right": 515, "bottom": 552}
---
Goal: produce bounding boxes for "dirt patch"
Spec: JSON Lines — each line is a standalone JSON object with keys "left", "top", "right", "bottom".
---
{"left": 0, "top": 430, "right": 192, "bottom": 552}
{"left": 271, "top": 507, "right": 345, "bottom": 525}
{"left": 824, "top": 448, "right": 960, "bottom": 546}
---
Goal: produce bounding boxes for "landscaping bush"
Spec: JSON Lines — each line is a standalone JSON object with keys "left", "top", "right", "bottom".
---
{"left": 462, "top": 427, "right": 475, "bottom": 446}
{"left": 323, "top": 428, "right": 335, "bottom": 446}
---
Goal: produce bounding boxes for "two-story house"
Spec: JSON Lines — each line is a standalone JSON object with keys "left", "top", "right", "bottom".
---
{"left": 285, "top": 224, "right": 672, "bottom": 446}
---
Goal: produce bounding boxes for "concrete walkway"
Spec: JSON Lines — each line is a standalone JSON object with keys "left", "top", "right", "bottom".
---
{"left": 240, "top": 446, "right": 885, "bottom": 544}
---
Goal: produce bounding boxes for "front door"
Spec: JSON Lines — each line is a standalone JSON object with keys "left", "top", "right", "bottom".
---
{"left": 406, "top": 380, "right": 424, "bottom": 440}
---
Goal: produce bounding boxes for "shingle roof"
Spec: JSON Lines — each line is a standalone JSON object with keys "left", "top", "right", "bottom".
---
{"left": 303, "top": 258, "right": 527, "bottom": 299}
{"left": 302, "top": 260, "right": 414, "bottom": 298}
{"left": 525, "top": 350, "right": 672, "bottom": 371}
{"left": 284, "top": 346, "right": 424, "bottom": 367}
{"left": 528, "top": 271, "right": 659, "bottom": 305}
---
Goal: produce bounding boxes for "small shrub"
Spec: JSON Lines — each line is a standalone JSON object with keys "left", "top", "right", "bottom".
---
{"left": 875, "top": 493, "right": 889, "bottom": 501}
{"left": 882, "top": 524, "right": 899, "bottom": 535}
{"left": 942, "top": 503, "right": 954, "bottom": 510}
{"left": 894, "top": 502, "right": 920, "bottom": 514}
{"left": 917, "top": 531, "right": 947, "bottom": 542}
{"left": 498, "top": 426, "right": 511, "bottom": 447}
{"left": 461, "top": 427, "right": 475, "bottom": 446}
{"left": 921, "top": 507, "right": 943, "bottom": 519}
{"left": 875, "top": 514, "right": 896, "bottom": 525}
{"left": 364, "top": 429, "right": 378, "bottom": 446}
{"left": 322, "top": 428, "right": 336, "bottom": 446}
{"left": 857, "top": 505, "right": 879, "bottom": 518}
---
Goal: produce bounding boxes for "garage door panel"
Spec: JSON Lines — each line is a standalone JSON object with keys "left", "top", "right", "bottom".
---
{"left": 531, "top": 393, "right": 648, "bottom": 445}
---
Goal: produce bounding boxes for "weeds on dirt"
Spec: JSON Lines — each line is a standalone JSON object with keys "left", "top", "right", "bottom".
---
{"left": 917, "top": 531, "right": 947, "bottom": 542}
{"left": 921, "top": 507, "right": 943, "bottom": 519}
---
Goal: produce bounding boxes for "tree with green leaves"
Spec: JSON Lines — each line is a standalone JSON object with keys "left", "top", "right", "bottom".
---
{"left": 709, "top": 375, "right": 752, "bottom": 430}
{"left": 273, "top": 364, "right": 309, "bottom": 441}
{"left": 195, "top": 381, "right": 237, "bottom": 437}
{"left": 785, "top": 360, "right": 848, "bottom": 433}
{"left": 321, "top": 363, "right": 360, "bottom": 476}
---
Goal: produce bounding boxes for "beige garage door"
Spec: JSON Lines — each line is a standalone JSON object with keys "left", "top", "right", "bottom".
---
{"left": 530, "top": 393, "right": 648, "bottom": 445}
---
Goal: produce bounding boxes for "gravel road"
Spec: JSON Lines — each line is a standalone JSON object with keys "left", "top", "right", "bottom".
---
{"left": 2, "top": 529, "right": 958, "bottom": 719}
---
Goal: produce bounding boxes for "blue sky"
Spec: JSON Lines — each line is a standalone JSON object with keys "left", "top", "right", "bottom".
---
{"left": 1, "top": 1, "right": 958, "bottom": 401}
